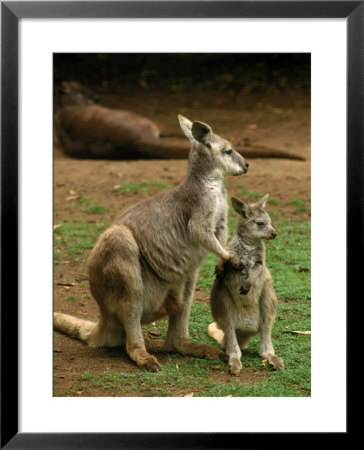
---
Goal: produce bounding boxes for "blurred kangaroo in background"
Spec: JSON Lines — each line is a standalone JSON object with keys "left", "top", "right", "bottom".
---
{"left": 54, "top": 115, "right": 248, "bottom": 372}
{"left": 54, "top": 81, "right": 304, "bottom": 160}
{"left": 208, "top": 194, "right": 284, "bottom": 376}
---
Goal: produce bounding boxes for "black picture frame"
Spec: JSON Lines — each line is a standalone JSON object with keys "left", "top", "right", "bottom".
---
{"left": 1, "top": 1, "right": 359, "bottom": 448}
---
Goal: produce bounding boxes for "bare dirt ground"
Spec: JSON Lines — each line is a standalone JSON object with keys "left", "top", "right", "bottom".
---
{"left": 53, "top": 89, "right": 310, "bottom": 396}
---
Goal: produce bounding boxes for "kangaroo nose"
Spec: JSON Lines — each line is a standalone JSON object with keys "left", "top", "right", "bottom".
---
{"left": 271, "top": 231, "right": 277, "bottom": 238}
{"left": 245, "top": 162, "right": 249, "bottom": 168}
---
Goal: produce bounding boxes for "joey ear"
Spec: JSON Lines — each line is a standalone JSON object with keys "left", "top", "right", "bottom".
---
{"left": 178, "top": 115, "right": 194, "bottom": 140}
{"left": 231, "top": 197, "right": 250, "bottom": 218}
{"left": 255, "top": 193, "right": 269, "bottom": 209}
{"left": 191, "top": 121, "right": 213, "bottom": 146}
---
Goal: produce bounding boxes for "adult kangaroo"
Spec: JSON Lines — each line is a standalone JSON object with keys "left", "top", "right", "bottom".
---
{"left": 54, "top": 115, "right": 248, "bottom": 371}
{"left": 54, "top": 81, "right": 304, "bottom": 160}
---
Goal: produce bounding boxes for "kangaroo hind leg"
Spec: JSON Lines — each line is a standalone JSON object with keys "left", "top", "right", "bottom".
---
{"left": 89, "top": 224, "right": 160, "bottom": 372}
{"left": 114, "top": 255, "right": 160, "bottom": 371}
{"left": 259, "top": 281, "right": 284, "bottom": 370}
{"left": 165, "top": 271, "right": 224, "bottom": 360}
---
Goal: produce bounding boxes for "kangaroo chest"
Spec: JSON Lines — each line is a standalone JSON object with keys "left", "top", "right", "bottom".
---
{"left": 204, "top": 179, "right": 227, "bottom": 229}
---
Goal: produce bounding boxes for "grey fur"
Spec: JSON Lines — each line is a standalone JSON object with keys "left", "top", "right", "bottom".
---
{"left": 54, "top": 115, "right": 248, "bottom": 372}
{"left": 208, "top": 194, "right": 284, "bottom": 376}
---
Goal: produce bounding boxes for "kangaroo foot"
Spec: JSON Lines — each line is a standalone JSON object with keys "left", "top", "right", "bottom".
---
{"left": 175, "top": 341, "right": 224, "bottom": 360}
{"left": 228, "top": 357, "right": 242, "bottom": 376}
{"left": 130, "top": 348, "right": 161, "bottom": 372}
{"left": 145, "top": 338, "right": 167, "bottom": 352}
{"left": 268, "top": 355, "right": 284, "bottom": 370}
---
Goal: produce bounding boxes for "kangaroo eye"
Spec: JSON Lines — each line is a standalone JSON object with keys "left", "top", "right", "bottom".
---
{"left": 256, "top": 221, "right": 264, "bottom": 226}
{"left": 225, "top": 149, "right": 233, "bottom": 155}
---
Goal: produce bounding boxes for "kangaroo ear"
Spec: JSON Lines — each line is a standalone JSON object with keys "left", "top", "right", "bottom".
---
{"left": 178, "top": 115, "right": 194, "bottom": 140}
{"left": 255, "top": 193, "right": 269, "bottom": 209}
{"left": 231, "top": 197, "right": 250, "bottom": 218}
{"left": 60, "top": 81, "right": 71, "bottom": 94}
{"left": 191, "top": 121, "right": 213, "bottom": 145}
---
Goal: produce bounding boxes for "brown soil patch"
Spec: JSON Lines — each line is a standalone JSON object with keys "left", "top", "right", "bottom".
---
{"left": 53, "top": 90, "right": 310, "bottom": 396}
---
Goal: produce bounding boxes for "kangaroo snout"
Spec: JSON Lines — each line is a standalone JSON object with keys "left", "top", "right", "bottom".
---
{"left": 237, "top": 157, "right": 249, "bottom": 175}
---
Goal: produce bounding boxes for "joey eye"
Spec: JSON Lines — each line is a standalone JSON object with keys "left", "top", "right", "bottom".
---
{"left": 256, "top": 221, "right": 264, "bottom": 226}
{"left": 225, "top": 149, "right": 233, "bottom": 155}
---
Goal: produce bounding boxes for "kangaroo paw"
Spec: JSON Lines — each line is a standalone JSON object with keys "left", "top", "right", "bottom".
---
{"left": 130, "top": 349, "right": 161, "bottom": 372}
{"left": 228, "top": 357, "right": 242, "bottom": 376}
{"left": 268, "top": 355, "right": 284, "bottom": 370}
{"left": 229, "top": 252, "right": 241, "bottom": 269}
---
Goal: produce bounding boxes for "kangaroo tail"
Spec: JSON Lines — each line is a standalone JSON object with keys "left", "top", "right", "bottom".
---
{"left": 54, "top": 312, "right": 96, "bottom": 343}
{"left": 236, "top": 145, "right": 305, "bottom": 161}
{"left": 208, "top": 322, "right": 225, "bottom": 347}
{"left": 139, "top": 139, "right": 306, "bottom": 161}
{"left": 135, "top": 137, "right": 190, "bottom": 159}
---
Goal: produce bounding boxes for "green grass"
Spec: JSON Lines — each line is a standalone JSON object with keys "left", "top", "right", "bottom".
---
{"left": 267, "top": 221, "right": 310, "bottom": 299}
{"left": 74, "top": 300, "right": 310, "bottom": 397}
{"left": 116, "top": 179, "right": 170, "bottom": 195}
{"left": 235, "top": 186, "right": 282, "bottom": 205}
{"left": 151, "top": 179, "right": 170, "bottom": 190}
{"left": 54, "top": 221, "right": 108, "bottom": 262}
{"left": 236, "top": 188, "right": 266, "bottom": 199}
{"left": 78, "top": 197, "right": 109, "bottom": 215}
{"left": 289, "top": 198, "right": 307, "bottom": 213}
{"left": 269, "top": 198, "right": 282, "bottom": 205}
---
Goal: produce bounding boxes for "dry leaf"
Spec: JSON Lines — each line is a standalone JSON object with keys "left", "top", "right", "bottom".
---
{"left": 211, "top": 365, "right": 221, "bottom": 370}
{"left": 148, "top": 329, "right": 161, "bottom": 337}
{"left": 66, "top": 195, "right": 80, "bottom": 201}
{"left": 226, "top": 395, "right": 233, "bottom": 397}
{"left": 261, "top": 359, "right": 267, "bottom": 367}
{"left": 53, "top": 224, "right": 62, "bottom": 230}
{"left": 184, "top": 392, "right": 194, "bottom": 397}
{"left": 176, "top": 364, "right": 179, "bottom": 370}
{"left": 298, "top": 267, "right": 310, "bottom": 272}
{"left": 69, "top": 190, "right": 76, "bottom": 195}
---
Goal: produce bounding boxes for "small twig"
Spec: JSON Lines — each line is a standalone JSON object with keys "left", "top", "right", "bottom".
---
{"left": 283, "top": 330, "right": 311, "bottom": 335}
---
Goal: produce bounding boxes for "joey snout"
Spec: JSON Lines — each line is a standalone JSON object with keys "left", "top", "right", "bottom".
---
{"left": 266, "top": 227, "right": 277, "bottom": 240}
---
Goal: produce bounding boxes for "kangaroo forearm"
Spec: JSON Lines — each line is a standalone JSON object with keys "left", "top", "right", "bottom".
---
{"left": 214, "top": 222, "right": 228, "bottom": 245}
{"left": 196, "top": 232, "right": 231, "bottom": 259}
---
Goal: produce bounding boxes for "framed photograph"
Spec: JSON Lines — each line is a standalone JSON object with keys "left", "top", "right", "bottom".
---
{"left": 2, "top": 1, "right": 359, "bottom": 447}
